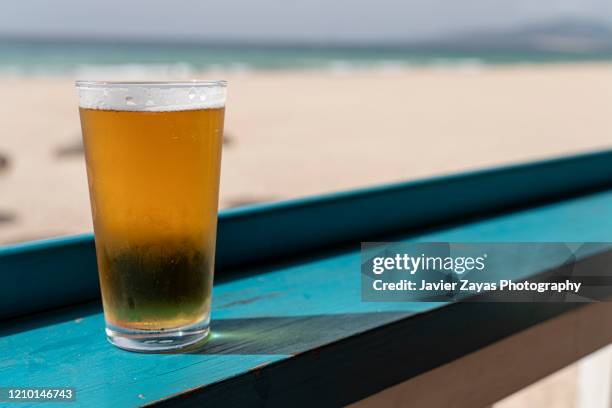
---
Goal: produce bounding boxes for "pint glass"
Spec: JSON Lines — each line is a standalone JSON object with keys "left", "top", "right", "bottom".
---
{"left": 76, "top": 81, "right": 226, "bottom": 352}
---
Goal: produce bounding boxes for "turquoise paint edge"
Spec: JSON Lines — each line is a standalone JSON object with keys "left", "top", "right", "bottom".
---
{"left": 0, "top": 233, "right": 92, "bottom": 257}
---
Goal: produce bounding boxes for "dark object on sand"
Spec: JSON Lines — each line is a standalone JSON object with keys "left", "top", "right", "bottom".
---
{"left": 224, "top": 196, "right": 277, "bottom": 208}
{"left": 223, "top": 133, "right": 233, "bottom": 146}
{"left": 55, "top": 139, "right": 84, "bottom": 158}
{"left": 0, "top": 211, "right": 16, "bottom": 224}
{"left": 0, "top": 153, "right": 9, "bottom": 172}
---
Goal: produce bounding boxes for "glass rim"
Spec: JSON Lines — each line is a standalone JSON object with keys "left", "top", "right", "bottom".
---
{"left": 75, "top": 80, "right": 227, "bottom": 89}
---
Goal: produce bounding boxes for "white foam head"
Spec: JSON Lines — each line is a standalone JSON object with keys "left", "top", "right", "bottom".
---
{"left": 75, "top": 81, "right": 227, "bottom": 111}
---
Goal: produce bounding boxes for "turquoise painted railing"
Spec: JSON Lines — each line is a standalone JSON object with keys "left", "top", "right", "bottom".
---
{"left": 2, "top": 149, "right": 612, "bottom": 320}
{"left": 0, "top": 149, "right": 612, "bottom": 406}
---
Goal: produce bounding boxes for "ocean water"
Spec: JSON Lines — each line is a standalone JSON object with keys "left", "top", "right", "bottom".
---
{"left": 1, "top": 40, "right": 612, "bottom": 76}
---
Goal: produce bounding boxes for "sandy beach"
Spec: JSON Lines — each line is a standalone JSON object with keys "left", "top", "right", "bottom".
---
{"left": 1, "top": 64, "right": 611, "bottom": 405}
{"left": 1, "top": 63, "right": 611, "bottom": 245}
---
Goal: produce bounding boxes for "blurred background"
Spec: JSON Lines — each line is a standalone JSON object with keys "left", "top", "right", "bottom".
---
{"left": 0, "top": 2, "right": 611, "bottom": 405}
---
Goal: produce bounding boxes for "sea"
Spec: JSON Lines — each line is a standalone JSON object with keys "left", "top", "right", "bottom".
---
{"left": 1, "top": 40, "right": 612, "bottom": 77}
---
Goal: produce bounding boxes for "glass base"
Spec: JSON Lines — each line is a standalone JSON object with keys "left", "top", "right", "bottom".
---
{"left": 105, "top": 321, "right": 211, "bottom": 353}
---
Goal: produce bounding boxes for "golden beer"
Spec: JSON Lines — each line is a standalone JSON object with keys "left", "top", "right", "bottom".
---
{"left": 77, "top": 81, "right": 226, "bottom": 351}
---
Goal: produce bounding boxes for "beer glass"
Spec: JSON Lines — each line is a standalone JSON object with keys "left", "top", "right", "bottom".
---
{"left": 76, "top": 81, "right": 226, "bottom": 352}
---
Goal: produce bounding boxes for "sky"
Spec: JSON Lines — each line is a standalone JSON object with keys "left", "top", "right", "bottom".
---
{"left": 1, "top": 0, "right": 611, "bottom": 44}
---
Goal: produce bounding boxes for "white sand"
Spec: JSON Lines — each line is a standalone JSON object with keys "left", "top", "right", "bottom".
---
{"left": 1, "top": 64, "right": 611, "bottom": 244}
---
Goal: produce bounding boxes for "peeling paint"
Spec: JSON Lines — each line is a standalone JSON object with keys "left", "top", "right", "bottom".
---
{"left": 250, "top": 361, "right": 271, "bottom": 376}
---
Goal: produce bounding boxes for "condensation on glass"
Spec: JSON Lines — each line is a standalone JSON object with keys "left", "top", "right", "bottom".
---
{"left": 76, "top": 81, "right": 227, "bottom": 352}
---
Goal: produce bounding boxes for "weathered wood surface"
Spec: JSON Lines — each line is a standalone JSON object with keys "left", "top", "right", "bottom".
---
{"left": 1, "top": 188, "right": 612, "bottom": 406}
